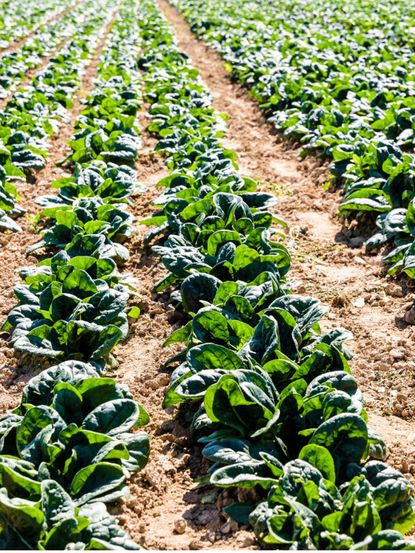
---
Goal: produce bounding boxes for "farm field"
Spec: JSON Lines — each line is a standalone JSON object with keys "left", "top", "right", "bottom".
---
{"left": 0, "top": 0, "right": 414, "bottom": 550}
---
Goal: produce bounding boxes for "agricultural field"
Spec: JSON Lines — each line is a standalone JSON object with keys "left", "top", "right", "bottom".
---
{"left": 0, "top": 0, "right": 414, "bottom": 550}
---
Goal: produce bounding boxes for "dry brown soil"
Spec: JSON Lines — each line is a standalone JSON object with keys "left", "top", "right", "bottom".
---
{"left": 107, "top": 114, "right": 255, "bottom": 549}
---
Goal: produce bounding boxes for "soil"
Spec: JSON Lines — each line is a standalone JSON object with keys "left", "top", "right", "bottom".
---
{"left": 109, "top": 113, "right": 255, "bottom": 549}
{"left": 0, "top": 9, "right": 118, "bottom": 411}
{"left": 109, "top": 0, "right": 415, "bottom": 547}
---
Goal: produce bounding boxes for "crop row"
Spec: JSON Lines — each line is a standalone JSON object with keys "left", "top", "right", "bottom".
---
{"left": 137, "top": 0, "right": 415, "bottom": 549}
{"left": 170, "top": 0, "right": 415, "bottom": 281}
{"left": 0, "top": 0, "right": 69, "bottom": 51}
{"left": 0, "top": 0, "right": 115, "bottom": 233}
{"left": 0, "top": 0, "right": 82, "bottom": 100}
{"left": 0, "top": 1, "right": 148, "bottom": 548}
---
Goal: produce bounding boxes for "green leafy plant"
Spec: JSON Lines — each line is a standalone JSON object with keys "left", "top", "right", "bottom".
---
{"left": 0, "top": 360, "right": 149, "bottom": 549}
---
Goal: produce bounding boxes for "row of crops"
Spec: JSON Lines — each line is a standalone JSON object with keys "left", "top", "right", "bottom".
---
{"left": 0, "top": 0, "right": 84, "bottom": 100}
{"left": 0, "top": 0, "right": 116, "bottom": 232}
{"left": 0, "top": 0, "right": 70, "bottom": 51}
{"left": 0, "top": 0, "right": 148, "bottom": 548}
{"left": 171, "top": 0, "right": 415, "bottom": 281}
{"left": 0, "top": 0, "right": 414, "bottom": 549}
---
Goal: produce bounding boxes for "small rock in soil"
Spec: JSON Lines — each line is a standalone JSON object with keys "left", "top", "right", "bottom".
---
{"left": 174, "top": 519, "right": 187, "bottom": 534}
{"left": 390, "top": 348, "right": 405, "bottom": 360}
{"left": 143, "top": 470, "right": 160, "bottom": 488}
{"left": 206, "top": 531, "right": 216, "bottom": 543}
{"left": 385, "top": 283, "right": 404, "bottom": 298}
{"left": 352, "top": 297, "right": 365, "bottom": 308}
{"left": 158, "top": 455, "right": 175, "bottom": 473}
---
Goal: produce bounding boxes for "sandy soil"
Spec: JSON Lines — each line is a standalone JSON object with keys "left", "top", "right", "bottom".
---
{"left": 108, "top": 114, "right": 255, "bottom": 549}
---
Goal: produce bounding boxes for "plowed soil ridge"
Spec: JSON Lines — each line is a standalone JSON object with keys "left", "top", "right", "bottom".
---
{"left": 112, "top": 112, "right": 254, "bottom": 549}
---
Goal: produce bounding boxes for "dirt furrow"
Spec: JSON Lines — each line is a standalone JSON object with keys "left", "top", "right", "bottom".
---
{"left": 0, "top": 9, "right": 119, "bottom": 411}
{"left": 107, "top": 110, "right": 253, "bottom": 549}
{"left": 155, "top": 0, "right": 415, "bottom": 484}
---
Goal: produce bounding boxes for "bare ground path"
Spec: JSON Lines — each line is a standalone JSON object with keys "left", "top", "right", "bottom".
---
{"left": 111, "top": 115, "right": 254, "bottom": 549}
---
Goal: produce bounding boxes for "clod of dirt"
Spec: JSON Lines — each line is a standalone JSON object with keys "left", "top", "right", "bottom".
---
{"left": 404, "top": 303, "right": 415, "bottom": 325}
{"left": 352, "top": 297, "right": 365, "bottom": 308}
{"left": 330, "top": 295, "right": 347, "bottom": 308}
{"left": 390, "top": 348, "right": 406, "bottom": 360}
{"left": 236, "top": 532, "right": 257, "bottom": 548}
{"left": 385, "top": 282, "right": 405, "bottom": 298}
